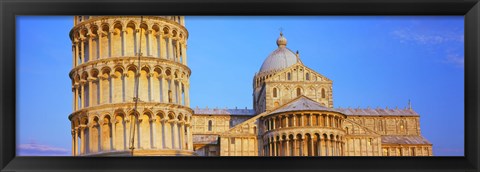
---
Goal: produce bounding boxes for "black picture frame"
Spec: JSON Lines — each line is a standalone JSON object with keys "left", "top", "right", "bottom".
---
{"left": 1, "top": 0, "right": 479, "bottom": 172}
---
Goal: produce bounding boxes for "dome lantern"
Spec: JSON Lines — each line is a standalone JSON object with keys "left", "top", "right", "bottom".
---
{"left": 276, "top": 32, "right": 287, "bottom": 47}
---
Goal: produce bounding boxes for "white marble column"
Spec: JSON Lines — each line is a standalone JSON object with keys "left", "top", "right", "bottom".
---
{"left": 181, "top": 42, "right": 187, "bottom": 65}
{"left": 148, "top": 73, "right": 153, "bottom": 102}
{"left": 80, "top": 81, "right": 85, "bottom": 109}
{"left": 186, "top": 124, "right": 192, "bottom": 150}
{"left": 185, "top": 83, "right": 190, "bottom": 106}
{"left": 87, "top": 79, "right": 93, "bottom": 107}
{"left": 173, "top": 121, "right": 179, "bottom": 149}
{"left": 167, "top": 36, "right": 173, "bottom": 59}
{"left": 74, "top": 40, "right": 79, "bottom": 67}
{"left": 162, "top": 77, "right": 169, "bottom": 103}
{"left": 146, "top": 30, "right": 152, "bottom": 56}
{"left": 111, "top": 119, "right": 116, "bottom": 150}
{"left": 135, "top": 28, "right": 140, "bottom": 55}
{"left": 151, "top": 118, "right": 157, "bottom": 149}
{"left": 175, "top": 40, "right": 180, "bottom": 62}
{"left": 99, "top": 75, "right": 104, "bottom": 105}
{"left": 108, "top": 30, "right": 113, "bottom": 57}
{"left": 178, "top": 82, "right": 183, "bottom": 105}
{"left": 293, "top": 115, "right": 296, "bottom": 127}
{"left": 98, "top": 30, "right": 105, "bottom": 59}
{"left": 309, "top": 136, "right": 314, "bottom": 156}
{"left": 71, "top": 130, "right": 75, "bottom": 156}
{"left": 88, "top": 34, "right": 93, "bottom": 61}
{"left": 180, "top": 123, "right": 185, "bottom": 150}
{"left": 160, "top": 34, "right": 166, "bottom": 59}
{"left": 80, "top": 38, "right": 85, "bottom": 64}
{"left": 161, "top": 120, "right": 166, "bottom": 149}
{"left": 72, "top": 88, "right": 76, "bottom": 111}
{"left": 121, "top": 30, "right": 127, "bottom": 56}
{"left": 80, "top": 126, "right": 85, "bottom": 154}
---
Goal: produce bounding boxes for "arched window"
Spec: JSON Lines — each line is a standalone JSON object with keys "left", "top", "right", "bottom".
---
{"left": 287, "top": 73, "right": 291, "bottom": 80}
{"left": 273, "top": 88, "right": 278, "bottom": 98}
{"left": 321, "top": 88, "right": 326, "bottom": 98}
{"left": 306, "top": 73, "right": 310, "bottom": 80}
{"left": 296, "top": 88, "right": 302, "bottom": 96}
{"left": 274, "top": 101, "right": 279, "bottom": 107}
{"left": 208, "top": 120, "right": 213, "bottom": 131}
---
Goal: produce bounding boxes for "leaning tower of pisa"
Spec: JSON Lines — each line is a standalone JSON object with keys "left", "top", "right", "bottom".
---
{"left": 68, "top": 16, "right": 194, "bottom": 156}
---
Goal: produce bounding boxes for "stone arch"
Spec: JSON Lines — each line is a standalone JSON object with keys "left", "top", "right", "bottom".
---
{"left": 126, "top": 21, "right": 137, "bottom": 30}
{"left": 321, "top": 88, "right": 326, "bottom": 99}
{"left": 153, "top": 66, "right": 163, "bottom": 75}
{"left": 80, "top": 27, "right": 88, "bottom": 38}
{"left": 296, "top": 87, "right": 303, "bottom": 97}
{"left": 208, "top": 119, "right": 213, "bottom": 131}
{"left": 113, "top": 65, "right": 125, "bottom": 73}
{"left": 171, "top": 29, "right": 178, "bottom": 37}
{"left": 152, "top": 24, "right": 160, "bottom": 32}
{"left": 112, "top": 21, "right": 123, "bottom": 31}
{"left": 177, "top": 113, "right": 183, "bottom": 121}
{"left": 100, "top": 66, "right": 111, "bottom": 75}
{"left": 155, "top": 111, "right": 165, "bottom": 120}
{"left": 81, "top": 71, "right": 89, "bottom": 80}
{"left": 114, "top": 111, "right": 126, "bottom": 150}
{"left": 74, "top": 74, "right": 81, "bottom": 83}
{"left": 272, "top": 87, "right": 278, "bottom": 98}
{"left": 101, "top": 114, "right": 112, "bottom": 151}
{"left": 126, "top": 64, "right": 138, "bottom": 73}
{"left": 165, "top": 68, "right": 172, "bottom": 76}
{"left": 167, "top": 111, "right": 176, "bottom": 120}
{"left": 162, "top": 26, "right": 170, "bottom": 35}
{"left": 139, "top": 110, "right": 152, "bottom": 149}
{"left": 90, "top": 68, "right": 99, "bottom": 78}
{"left": 101, "top": 23, "right": 110, "bottom": 33}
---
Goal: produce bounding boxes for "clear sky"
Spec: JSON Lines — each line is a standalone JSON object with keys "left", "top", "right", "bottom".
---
{"left": 17, "top": 16, "right": 464, "bottom": 156}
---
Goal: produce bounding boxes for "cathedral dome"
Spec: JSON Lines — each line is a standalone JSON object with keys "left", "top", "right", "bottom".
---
{"left": 258, "top": 32, "right": 298, "bottom": 74}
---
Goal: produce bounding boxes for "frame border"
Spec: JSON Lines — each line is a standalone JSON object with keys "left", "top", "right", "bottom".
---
{"left": 1, "top": 0, "right": 478, "bottom": 172}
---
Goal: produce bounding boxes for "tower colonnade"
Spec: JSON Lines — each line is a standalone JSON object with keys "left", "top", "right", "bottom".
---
{"left": 70, "top": 60, "right": 191, "bottom": 111}
{"left": 69, "top": 105, "right": 193, "bottom": 156}
{"left": 70, "top": 16, "right": 188, "bottom": 68}
{"left": 69, "top": 16, "right": 194, "bottom": 156}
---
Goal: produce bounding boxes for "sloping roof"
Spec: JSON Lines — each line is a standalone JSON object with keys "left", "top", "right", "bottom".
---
{"left": 192, "top": 134, "right": 219, "bottom": 144}
{"left": 270, "top": 96, "right": 342, "bottom": 114}
{"left": 336, "top": 108, "right": 419, "bottom": 116}
{"left": 193, "top": 108, "right": 256, "bottom": 116}
{"left": 381, "top": 135, "right": 432, "bottom": 145}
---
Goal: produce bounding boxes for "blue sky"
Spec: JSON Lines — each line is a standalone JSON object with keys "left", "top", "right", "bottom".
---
{"left": 17, "top": 16, "right": 464, "bottom": 156}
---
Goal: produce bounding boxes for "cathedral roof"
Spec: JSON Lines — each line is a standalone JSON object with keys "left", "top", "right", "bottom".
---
{"left": 381, "top": 135, "right": 432, "bottom": 145}
{"left": 270, "top": 96, "right": 342, "bottom": 115}
{"left": 193, "top": 108, "right": 256, "bottom": 116}
{"left": 336, "top": 108, "right": 419, "bottom": 116}
{"left": 258, "top": 32, "right": 300, "bottom": 75}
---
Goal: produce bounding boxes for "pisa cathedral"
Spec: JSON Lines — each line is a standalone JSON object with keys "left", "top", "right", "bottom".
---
{"left": 68, "top": 16, "right": 433, "bottom": 156}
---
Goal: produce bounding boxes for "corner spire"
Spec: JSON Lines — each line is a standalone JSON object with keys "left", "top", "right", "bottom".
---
{"left": 408, "top": 99, "right": 412, "bottom": 110}
{"left": 296, "top": 50, "right": 303, "bottom": 64}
